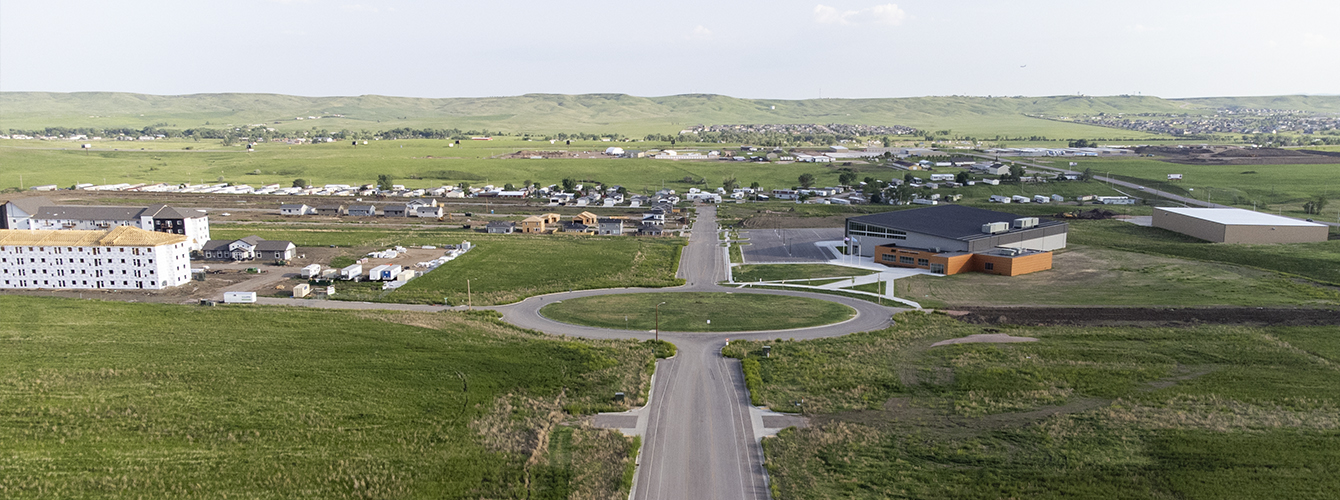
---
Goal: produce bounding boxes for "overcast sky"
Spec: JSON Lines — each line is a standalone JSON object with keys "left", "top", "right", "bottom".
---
{"left": 2, "top": 0, "right": 1336, "bottom": 99}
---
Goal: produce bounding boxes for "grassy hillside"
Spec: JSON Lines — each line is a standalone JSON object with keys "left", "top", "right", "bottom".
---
{"left": 9, "top": 92, "right": 1336, "bottom": 137}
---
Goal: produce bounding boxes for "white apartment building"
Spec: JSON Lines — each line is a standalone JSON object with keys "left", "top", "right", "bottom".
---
{"left": 0, "top": 226, "right": 193, "bottom": 290}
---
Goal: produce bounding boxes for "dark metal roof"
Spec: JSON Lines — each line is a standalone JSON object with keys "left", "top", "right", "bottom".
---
{"left": 34, "top": 206, "right": 145, "bottom": 220}
{"left": 846, "top": 205, "right": 1066, "bottom": 241}
{"left": 255, "top": 240, "right": 295, "bottom": 252}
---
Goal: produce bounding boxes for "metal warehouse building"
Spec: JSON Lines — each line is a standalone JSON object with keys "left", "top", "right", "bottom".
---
{"left": 1152, "top": 208, "right": 1329, "bottom": 244}
{"left": 845, "top": 205, "right": 1068, "bottom": 276}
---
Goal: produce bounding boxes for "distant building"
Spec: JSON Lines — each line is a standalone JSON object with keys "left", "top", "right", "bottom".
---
{"left": 1, "top": 197, "right": 211, "bottom": 251}
{"left": 1152, "top": 208, "right": 1329, "bottom": 244}
{"left": 846, "top": 205, "right": 1068, "bottom": 277}
{"left": 597, "top": 218, "right": 624, "bottom": 236}
{"left": 347, "top": 205, "right": 377, "bottom": 217}
{"left": 485, "top": 221, "right": 515, "bottom": 234}
{"left": 280, "top": 204, "right": 315, "bottom": 216}
{"left": 316, "top": 205, "right": 347, "bottom": 216}
{"left": 200, "top": 236, "right": 296, "bottom": 261}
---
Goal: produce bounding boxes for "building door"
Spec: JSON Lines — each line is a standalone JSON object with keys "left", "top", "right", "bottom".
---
{"left": 930, "top": 263, "right": 945, "bottom": 274}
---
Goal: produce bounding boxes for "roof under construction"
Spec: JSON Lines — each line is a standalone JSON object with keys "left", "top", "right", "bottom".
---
{"left": 0, "top": 226, "right": 188, "bottom": 247}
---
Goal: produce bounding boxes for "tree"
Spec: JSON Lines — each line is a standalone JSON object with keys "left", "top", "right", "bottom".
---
{"left": 1080, "top": 168, "right": 1095, "bottom": 182}
{"left": 750, "top": 181, "right": 761, "bottom": 190}
{"left": 904, "top": 173, "right": 914, "bottom": 184}
{"left": 292, "top": 178, "right": 308, "bottom": 188}
{"left": 798, "top": 173, "right": 816, "bottom": 188}
{"left": 723, "top": 176, "right": 739, "bottom": 193}
{"left": 838, "top": 172, "right": 856, "bottom": 186}
{"left": 1303, "top": 195, "right": 1329, "bottom": 215}
{"left": 955, "top": 172, "right": 970, "bottom": 184}
{"left": 377, "top": 174, "right": 394, "bottom": 191}
{"left": 1008, "top": 164, "right": 1026, "bottom": 180}
{"left": 503, "top": 183, "right": 516, "bottom": 191}
{"left": 561, "top": 178, "right": 577, "bottom": 192}
{"left": 457, "top": 181, "right": 471, "bottom": 191}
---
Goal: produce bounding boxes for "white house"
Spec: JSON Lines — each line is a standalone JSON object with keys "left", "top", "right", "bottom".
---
{"left": 280, "top": 204, "right": 315, "bottom": 216}
{"left": 0, "top": 226, "right": 192, "bottom": 290}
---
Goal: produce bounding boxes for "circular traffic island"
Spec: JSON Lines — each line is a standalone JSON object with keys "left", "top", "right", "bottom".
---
{"left": 539, "top": 292, "right": 856, "bottom": 332}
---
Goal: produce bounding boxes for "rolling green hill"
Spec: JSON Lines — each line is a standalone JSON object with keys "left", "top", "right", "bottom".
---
{"left": 6, "top": 92, "right": 1337, "bottom": 138}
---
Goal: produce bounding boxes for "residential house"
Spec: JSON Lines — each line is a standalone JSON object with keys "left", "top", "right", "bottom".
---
{"left": 383, "top": 204, "right": 409, "bottom": 217}
{"left": 414, "top": 205, "right": 444, "bottom": 218}
{"left": 485, "top": 221, "right": 515, "bottom": 234}
{"left": 642, "top": 208, "right": 666, "bottom": 226}
{"left": 280, "top": 204, "right": 314, "bottom": 216}
{"left": 347, "top": 205, "right": 377, "bottom": 217}
{"left": 563, "top": 222, "right": 590, "bottom": 233}
{"left": 255, "top": 240, "right": 297, "bottom": 261}
{"left": 637, "top": 224, "right": 666, "bottom": 236}
{"left": 316, "top": 205, "right": 346, "bottom": 216}
{"left": 597, "top": 218, "right": 624, "bottom": 235}
{"left": 574, "top": 211, "right": 598, "bottom": 226}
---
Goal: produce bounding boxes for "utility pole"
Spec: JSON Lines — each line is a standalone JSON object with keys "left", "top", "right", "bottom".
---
{"left": 466, "top": 279, "right": 471, "bottom": 310}
{"left": 655, "top": 301, "right": 666, "bottom": 341}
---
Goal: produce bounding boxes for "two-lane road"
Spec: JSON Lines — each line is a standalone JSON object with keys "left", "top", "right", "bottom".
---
{"left": 498, "top": 205, "right": 906, "bottom": 499}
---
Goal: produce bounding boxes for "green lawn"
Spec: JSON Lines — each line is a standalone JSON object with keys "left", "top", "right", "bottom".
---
{"left": 0, "top": 296, "right": 659, "bottom": 498}
{"left": 724, "top": 312, "right": 1340, "bottom": 499}
{"left": 732, "top": 264, "right": 875, "bottom": 283}
{"left": 539, "top": 292, "right": 855, "bottom": 332}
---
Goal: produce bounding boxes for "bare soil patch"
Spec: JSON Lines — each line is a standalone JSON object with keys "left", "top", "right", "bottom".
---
{"left": 1138, "top": 146, "right": 1340, "bottom": 165}
{"left": 952, "top": 306, "right": 1340, "bottom": 327}
{"left": 930, "top": 333, "right": 1038, "bottom": 347}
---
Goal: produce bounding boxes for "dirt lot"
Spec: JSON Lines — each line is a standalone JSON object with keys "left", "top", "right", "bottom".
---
{"left": 496, "top": 150, "right": 610, "bottom": 159}
{"left": 1137, "top": 146, "right": 1340, "bottom": 165}
{"left": 945, "top": 306, "right": 1340, "bottom": 327}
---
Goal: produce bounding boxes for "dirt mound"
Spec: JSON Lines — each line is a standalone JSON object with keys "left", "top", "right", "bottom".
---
{"left": 1139, "top": 146, "right": 1340, "bottom": 165}
{"left": 1053, "top": 209, "right": 1116, "bottom": 220}
{"left": 954, "top": 307, "right": 1339, "bottom": 327}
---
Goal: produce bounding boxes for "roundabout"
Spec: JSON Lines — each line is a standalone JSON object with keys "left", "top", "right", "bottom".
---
{"left": 539, "top": 292, "right": 856, "bottom": 333}
{"left": 488, "top": 204, "right": 910, "bottom": 500}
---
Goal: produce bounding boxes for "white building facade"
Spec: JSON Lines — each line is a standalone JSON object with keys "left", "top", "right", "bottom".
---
{"left": 0, "top": 226, "right": 193, "bottom": 290}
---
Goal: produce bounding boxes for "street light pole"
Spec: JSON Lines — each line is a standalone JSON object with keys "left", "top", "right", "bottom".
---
{"left": 655, "top": 301, "right": 667, "bottom": 341}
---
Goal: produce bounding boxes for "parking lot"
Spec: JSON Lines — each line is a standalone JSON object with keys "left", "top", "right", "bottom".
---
{"left": 740, "top": 228, "right": 844, "bottom": 263}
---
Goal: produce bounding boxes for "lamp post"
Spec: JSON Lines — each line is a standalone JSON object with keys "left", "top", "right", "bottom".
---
{"left": 655, "top": 301, "right": 667, "bottom": 341}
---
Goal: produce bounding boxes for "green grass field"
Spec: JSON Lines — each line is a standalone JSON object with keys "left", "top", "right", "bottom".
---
{"left": 208, "top": 225, "right": 686, "bottom": 305}
{"left": 1062, "top": 157, "right": 1340, "bottom": 218}
{"left": 540, "top": 292, "right": 855, "bottom": 332}
{"left": 732, "top": 264, "right": 875, "bottom": 283}
{"left": 724, "top": 312, "right": 1340, "bottom": 499}
{"left": 1068, "top": 219, "right": 1340, "bottom": 285}
{"left": 0, "top": 296, "right": 660, "bottom": 498}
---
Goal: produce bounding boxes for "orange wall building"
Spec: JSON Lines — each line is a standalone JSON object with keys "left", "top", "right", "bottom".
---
{"left": 873, "top": 244, "right": 1053, "bottom": 276}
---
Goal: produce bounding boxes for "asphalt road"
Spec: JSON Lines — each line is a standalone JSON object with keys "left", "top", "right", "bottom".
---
{"left": 499, "top": 205, "right": 905, "bottom": 500}
{"left": 219, "top": 205, "right": 906, "bottom": 500}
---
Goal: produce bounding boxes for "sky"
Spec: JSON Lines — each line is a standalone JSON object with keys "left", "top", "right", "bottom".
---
{"left": 1, "top": 0, "right": 1337, "bottom": 99}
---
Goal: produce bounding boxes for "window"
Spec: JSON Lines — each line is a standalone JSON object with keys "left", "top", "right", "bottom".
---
{"left": 917, "top": 259, "right": 929, "bottom": 266}
{"left": 881, "top": 253, "right": 897, "bottom": 262}
{"left": 899, "top": 256, "right": 915, "bottom": 264}
{"left": 984, "top": 262, "right": 995, "bottom": 270}
{"left": 930, "top": 264, "right": 945, "bottom": 273}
